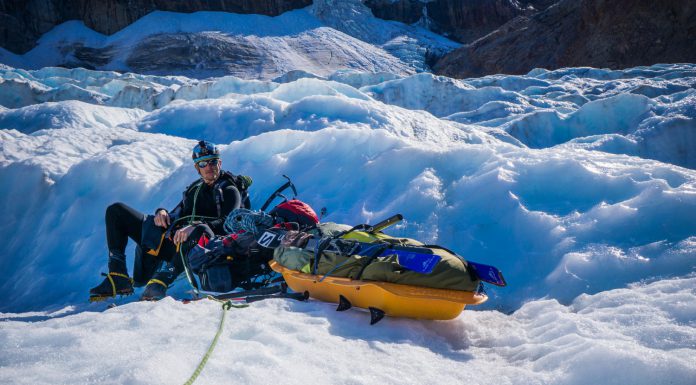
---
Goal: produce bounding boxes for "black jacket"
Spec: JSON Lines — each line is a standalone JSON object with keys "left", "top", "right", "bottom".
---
{"left": 164, "top": 171, "right": 251, "bottom": 235}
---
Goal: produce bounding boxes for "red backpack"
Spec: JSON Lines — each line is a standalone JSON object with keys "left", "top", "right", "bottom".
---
{"left": 269, "top": 199, "right": 319, "bottom": 229}
{"left": 261, "top": 176, "right": 320, "bottom": 230}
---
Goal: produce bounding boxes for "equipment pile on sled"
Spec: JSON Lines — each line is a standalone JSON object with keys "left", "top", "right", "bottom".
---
{"left": 180, "top": 176, "right": 506, "bottom": 324}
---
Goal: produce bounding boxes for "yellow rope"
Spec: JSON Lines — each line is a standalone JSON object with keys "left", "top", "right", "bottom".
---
{"left": 182, "top": 301, "right": 245, "bottom": 385}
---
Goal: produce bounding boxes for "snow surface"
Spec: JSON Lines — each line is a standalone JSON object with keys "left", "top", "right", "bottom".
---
{"left": 1, "top": 277, "right": 694, "bottom": 384}
{"left": 1, "top": 63, "right": 695, "bottom": 384}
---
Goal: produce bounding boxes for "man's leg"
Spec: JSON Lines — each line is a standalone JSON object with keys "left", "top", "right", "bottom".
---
{"left": 140, "top": 240, "right": 183, "bottom": 300}
{"left": 133, "top": 245, "right": 164, "bottom": 287}
{"left": 141, "top": 230, "right": 208, "bottom": 300}
{"left": 105, "top": 202, "right": 145, "bottom": 274}
{"left": 90, "top": 202, "right": 145, "bottom": 300}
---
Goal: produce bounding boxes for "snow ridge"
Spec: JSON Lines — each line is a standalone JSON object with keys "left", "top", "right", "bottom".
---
{"left": 1, "top": 63, "right": 694, "bottom": 315}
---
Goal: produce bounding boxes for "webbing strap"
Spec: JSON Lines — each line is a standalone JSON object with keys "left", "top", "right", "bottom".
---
{"left": 146, "top": 279, "right": 168, "bottom": 289}
{"left": 106, "top": 274, "right": 115, "bottom": 296}
{"left": 107, "top": 272, "right": 130, "bottom": 279}
{"left": 104, "top": 272, "right": 132, "bottom": 296}
{"left": 215, "top": 185, "right": 223, "bottom": 218}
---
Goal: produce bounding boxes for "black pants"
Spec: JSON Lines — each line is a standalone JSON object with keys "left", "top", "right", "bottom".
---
{"left": 105, "top": 202, "right": 181, "bottom": 286}
{"left": 105, "top": 202, "right": 145, "bottom": 254}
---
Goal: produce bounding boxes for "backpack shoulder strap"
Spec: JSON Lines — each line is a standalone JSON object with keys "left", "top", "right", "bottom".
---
{"left": 214, "top": 171, "right": 253, "bottom": 215}
{"left": 185, "top": 178, "right": 203, "bottom": 193}
{"left": 219, "top": 171, "right": 252, "bottom": 192}
{"left": 180, "top": 178, "right": 204, "bottom": 213}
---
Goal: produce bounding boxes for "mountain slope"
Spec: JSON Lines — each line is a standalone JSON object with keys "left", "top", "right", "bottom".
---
{"left": 0, "top": 0, "right": 312, "bottom": 54}
{"left": 434, "top": 0, "right": 696, "bottom": 78}
{"left": 0, "top": 0, "right": 459, "bottom": 79}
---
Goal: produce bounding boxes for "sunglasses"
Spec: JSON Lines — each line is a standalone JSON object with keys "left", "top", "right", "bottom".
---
{"left": 196, "top": 159, "right": 219, "bottom": 168}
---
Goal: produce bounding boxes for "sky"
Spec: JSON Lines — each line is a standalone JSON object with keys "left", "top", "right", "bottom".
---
{"left": 0, "top": 3, "right": 695, "bottom": 384}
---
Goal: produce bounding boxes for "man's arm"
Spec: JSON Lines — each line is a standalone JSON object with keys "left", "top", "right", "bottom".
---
{"left": 153, "top": 179, "right": 190, "bottom": 229}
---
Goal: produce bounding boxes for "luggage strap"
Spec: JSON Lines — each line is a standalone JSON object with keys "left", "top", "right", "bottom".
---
{"left": 353, "top": 243, "right": 390, "bottom": 280}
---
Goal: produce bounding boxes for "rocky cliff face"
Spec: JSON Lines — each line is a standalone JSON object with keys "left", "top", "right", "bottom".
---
{"left": 3, "top": 0, "right": 693, "bottom": 77}
{"left": 434, "top": 0, "right": 696, "bottom": 78}
{"left": 364, "top": 0, "right": 537, "bottom": 43}
{"left": 0, "top": 0, "right": 311, "bottom": 54}
{"left": 1, "top": 0, "right": 557, "bottom": 54}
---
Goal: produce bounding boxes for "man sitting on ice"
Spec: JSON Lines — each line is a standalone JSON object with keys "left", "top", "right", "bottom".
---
{"left": 89, "top": 140, "right": 253, "bottom": 302}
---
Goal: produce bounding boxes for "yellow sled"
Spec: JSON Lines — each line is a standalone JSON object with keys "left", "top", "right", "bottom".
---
{"left": 270, "top": 260, "right": 487, "bottom": 322}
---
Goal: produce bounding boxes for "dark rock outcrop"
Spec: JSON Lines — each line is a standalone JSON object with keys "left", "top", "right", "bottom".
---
{"left": 434, "top": 0, "right": 696, "bottom": 78}
{"left": 426, "top": 0, "right": 530, "bottom": 43}
{"left": 364, "top": 0, "right": 539, "bottom": 43}
{"left": 0, "top": 0, "right": 312, "bottom": 54}
{"left": 517, "top": 0, "right": 558, "bottom": 11}
{"left": 123, "top": 33, "right": 271, "bottom": 78}
{"left": 363, "top": 0, "right": 425, "bottom": 25}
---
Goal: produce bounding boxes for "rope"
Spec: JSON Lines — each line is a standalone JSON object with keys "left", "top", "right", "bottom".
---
{"left": 183, "top": 300, "right": 246, "bottom": 385}
{"left": 190, "top": 182, "right": 204, "bottom": 223}
{"left": 174, "top": 181, "right": 252, "bottom": 384}
{"left": 167, "top": 213, "right": 218, "bottom": 236}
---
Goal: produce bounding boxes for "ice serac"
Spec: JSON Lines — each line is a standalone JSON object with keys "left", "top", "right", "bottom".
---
{"left": 0, "top": 0, "right": 312, "bottom": 54}
{"left": 434, "top": 0, "right": 696, "bottom": 78}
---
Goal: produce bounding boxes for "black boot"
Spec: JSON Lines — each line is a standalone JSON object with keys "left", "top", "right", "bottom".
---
{"left": 89, "top": 251, "right": 134, "bottom": 302}
{"left": 89, "top": 272, "right": 134, "bottom": 302}
{"left": 140, "top": 278, "right": 168, "bottom": 301}
{"left": 140, "top": 259, "right": 180, "bottom": 301}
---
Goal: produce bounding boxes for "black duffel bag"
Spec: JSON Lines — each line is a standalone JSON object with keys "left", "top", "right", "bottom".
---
{"left": 186, "top": 230, "right": 274, "bottom": 292}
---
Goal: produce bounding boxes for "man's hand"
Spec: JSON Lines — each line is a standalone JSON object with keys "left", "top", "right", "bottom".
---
{"left": 172, "top": 225, "right": 195, "bottom": 245}
{"left": 154, "top": 209, "right": 170, "bottom": 228}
